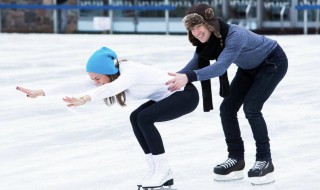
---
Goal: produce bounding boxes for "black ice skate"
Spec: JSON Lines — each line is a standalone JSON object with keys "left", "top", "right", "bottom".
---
{"left": 213, "top": 158, "right": 245, "bottom": 181}
{"left": 248, "top": 160, "right": 275, "bottom": 186}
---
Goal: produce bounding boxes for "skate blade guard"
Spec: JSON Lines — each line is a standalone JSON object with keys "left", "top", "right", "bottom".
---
{"left": 250, "top": 172, "right": 275, "bottom": 186}
{"left": 214, "top": 170, "right": 244, "bottom": 182}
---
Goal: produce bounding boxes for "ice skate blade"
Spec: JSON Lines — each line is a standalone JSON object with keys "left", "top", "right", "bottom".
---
{"left": 142, "top": 179, "right": 174, "bottom": 189}
{"left": 214, "top": 170, "right": 244, "bottom": 182}
{"left": 250, "top": 172, "right": 275, "bottom": 186}
{"left": 143, "top": 186, "right": 177, "bottom": 190}
{"left": 140, "top": 185, "right": 176, "bottom": 190}
{"left": 139, "top": 178, "right": 173, "bottom": 189}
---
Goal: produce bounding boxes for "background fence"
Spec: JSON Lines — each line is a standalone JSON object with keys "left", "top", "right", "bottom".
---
{"left": 0, "top": 0, "right": 319, "bottom": 34}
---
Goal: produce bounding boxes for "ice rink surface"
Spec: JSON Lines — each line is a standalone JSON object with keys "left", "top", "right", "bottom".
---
{"left": 0, "top": 33, "right": 320, "bottom": 190}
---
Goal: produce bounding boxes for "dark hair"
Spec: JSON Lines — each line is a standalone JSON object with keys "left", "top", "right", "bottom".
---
{"left": 103, "top": 59, "right": 126, "bottom": 107}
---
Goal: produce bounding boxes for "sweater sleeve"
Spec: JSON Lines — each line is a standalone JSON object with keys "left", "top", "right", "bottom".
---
{"left": 194, "top": 29, "right": 247, "bottom": 81}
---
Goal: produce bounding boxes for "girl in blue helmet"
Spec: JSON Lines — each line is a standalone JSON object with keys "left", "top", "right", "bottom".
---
{"left": 16, "top": 46, "right": 199, "bottom": 189}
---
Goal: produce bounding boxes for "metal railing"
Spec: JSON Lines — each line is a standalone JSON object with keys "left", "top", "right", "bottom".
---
{"left": 295, "top": 4, "right": 320, "bottom": 34}
{"left": 280, "top": 3, "right": 288, "bottom": 31}
{"left": 0, "top": 4, "right": 176, "bottom": 11}
{"left": 0, "top": 3, "right": 176, "bottom": 34}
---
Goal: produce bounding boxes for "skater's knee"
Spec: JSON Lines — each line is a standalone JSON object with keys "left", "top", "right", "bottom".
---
{"left": 130, "top": 109, "right": 141, "bottom": 125}
{"left": 220, "top": 101, "right": 229, "bottom": 115}
{"left": 243, "top": 104, "right": 262, "bottom": 119}
{"left": 220, "top": 101, "right": 237, "bottom": 118}
{"left": 136, "top": 111, "right": 154, "bottom": 126}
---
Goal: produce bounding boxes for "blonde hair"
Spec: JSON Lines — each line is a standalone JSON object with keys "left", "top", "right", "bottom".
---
{"left": 103, "top": 59, "right": 127, "bottom": 107}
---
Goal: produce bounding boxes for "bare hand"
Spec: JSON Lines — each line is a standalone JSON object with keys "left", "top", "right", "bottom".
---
{"left": 16, "top": 86, "right": 45, "bottom": 98}
{"left": 63, "top": 96, "right": 90, "bottom": 107}
{"left": 165, "top": 72, "right": 188, "bottom": 92}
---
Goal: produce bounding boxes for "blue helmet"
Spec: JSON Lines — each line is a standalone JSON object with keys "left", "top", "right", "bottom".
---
{"left": 86, "top": 47, "right": 119, "bottom": 75}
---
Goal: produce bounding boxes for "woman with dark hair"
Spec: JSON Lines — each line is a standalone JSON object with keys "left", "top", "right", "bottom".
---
{"left": 17, "top": 47, "right": 199, "bottom": 189}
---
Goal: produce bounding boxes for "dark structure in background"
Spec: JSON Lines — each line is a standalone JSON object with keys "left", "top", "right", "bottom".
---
{"left": 0, "top": 0, "right": 77, "bottom": 33}
{"left": 0, "top": 0, "right": 319, "bottom": 34}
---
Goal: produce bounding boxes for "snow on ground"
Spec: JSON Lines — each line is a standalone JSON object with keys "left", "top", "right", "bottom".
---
{"left": 0, "top": 33, "right": 320, "bottom": 190}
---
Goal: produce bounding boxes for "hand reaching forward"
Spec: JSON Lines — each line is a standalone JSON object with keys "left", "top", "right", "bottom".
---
{"left": 63, "top": 95, "right": 91, "bottom": 107}
{"left": 165, "top": 72, "right": 188, "bottom": 92}
{"left": 16, "top": 86, "right": 45, "bottom": 98}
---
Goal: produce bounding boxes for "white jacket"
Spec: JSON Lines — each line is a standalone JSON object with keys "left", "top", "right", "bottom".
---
{"left": 45, "top": 61, "right": 183, "bottom": 102}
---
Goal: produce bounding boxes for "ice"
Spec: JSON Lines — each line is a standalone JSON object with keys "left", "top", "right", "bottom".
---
{"left": 0, "top": 33, "right": 319, "bottom": 190}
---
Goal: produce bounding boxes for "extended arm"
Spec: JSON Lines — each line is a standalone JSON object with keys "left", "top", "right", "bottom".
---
{"left": 62, "top": 95, "right": 91, "bottom": 107}
{"left": 16, "top": 86, "right": 45, "bottom": 98}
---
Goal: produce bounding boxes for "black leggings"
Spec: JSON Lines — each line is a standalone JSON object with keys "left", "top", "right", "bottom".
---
{"left": 130, "top": 83, "right": 199, "bottom": 155}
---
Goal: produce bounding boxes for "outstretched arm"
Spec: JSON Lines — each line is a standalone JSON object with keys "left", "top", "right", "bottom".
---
{"left": 16, "top": 86, "right": 45, "bottom": 98}
{"left": 16, "top": 86, "right": 91, "bottom": 107}
{"left": 62, "top": 95, "right": 91, "bottom": 107}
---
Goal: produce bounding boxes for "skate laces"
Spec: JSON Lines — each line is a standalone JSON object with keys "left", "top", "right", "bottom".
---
{"left": 251, "top": 161, "right": 267, "bottom": 171}
{"left": 219, "top": 158, "right": 238, "bottom": 169}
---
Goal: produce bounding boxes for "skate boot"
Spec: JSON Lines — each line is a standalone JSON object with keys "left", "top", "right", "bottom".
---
{"left": 248, "top": 160, "right": 275, "bottom": 186}
{"left": 142, "top": 154, "right": 174, "bottom": 190}
{"left": 213, "top": 158, "right": 245, "bottom": 182}
{"left": 137, "top": 154, "right": 155, "bottom": 190}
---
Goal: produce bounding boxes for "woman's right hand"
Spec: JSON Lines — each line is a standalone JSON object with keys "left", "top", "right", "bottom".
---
{"left": 16, "top": 86, "right": 45, "bottom": 98}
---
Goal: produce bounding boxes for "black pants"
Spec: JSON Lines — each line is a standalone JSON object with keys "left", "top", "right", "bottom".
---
{"left": 220, "top": 44, "right": 288, "bottom": 161}
{"left": 130, "top": 83, "right": 199, "bottom": 155}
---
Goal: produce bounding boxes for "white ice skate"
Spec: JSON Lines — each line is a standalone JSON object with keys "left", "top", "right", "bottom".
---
{"left": 142, "top": 154, "right": 175, "bottom": 190}
{"left": 137, "top": 154, "right": 155, "bottom": 190}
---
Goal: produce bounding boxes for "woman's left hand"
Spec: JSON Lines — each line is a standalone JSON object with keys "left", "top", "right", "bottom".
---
{"left": 63, "top": 96, "right": 86, "bottom": 107}
{"left": 166, "top": 72, "right": 188, "bottom": 92}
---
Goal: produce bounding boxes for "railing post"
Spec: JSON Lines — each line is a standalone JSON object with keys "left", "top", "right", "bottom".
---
{"left": 222, "top": 0, "right": 230, "bottom": 20}
{"left": 109, "top": 0, "right": 113, "bottom": 34}
{"left": 280, "top": 4, "right": 287, "bottom": 31}
{"left": 53, "top": 0, "right": 58, "bottom": 33}
{"left": 317, "top": 0, "right": 320, "bottom": 34}
{"left": 0, "top": 9, "right": 2, "bottom": 33}
{"left": 303, "top": 0, "right": 308, "bottom": 35}
{"left": 291, "top": 0, "right": 298, "bottom": 28}
{"left": 257, "top": 0, "right": 263, "bottom": 30}
{"left": 133, "top": 0, "right": 138, "bottom": 33}
{"left": 245, "top": 2, "right": 252, "bottom": 29}
{"left": 165, "top": 0, "right": 169, "bottom": 35}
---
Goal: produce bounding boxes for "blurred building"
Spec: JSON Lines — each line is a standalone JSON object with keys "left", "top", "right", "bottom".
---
{"left": 0, "top": 0, "right": 319, "bottom": 34}
{"left": 0, "top": 0, "right": 78, "bottom": 33}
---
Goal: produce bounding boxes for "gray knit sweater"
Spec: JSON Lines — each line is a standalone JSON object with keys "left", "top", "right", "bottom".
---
{"left": 180, "top": 24, "right": 278, "bottom": 81}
